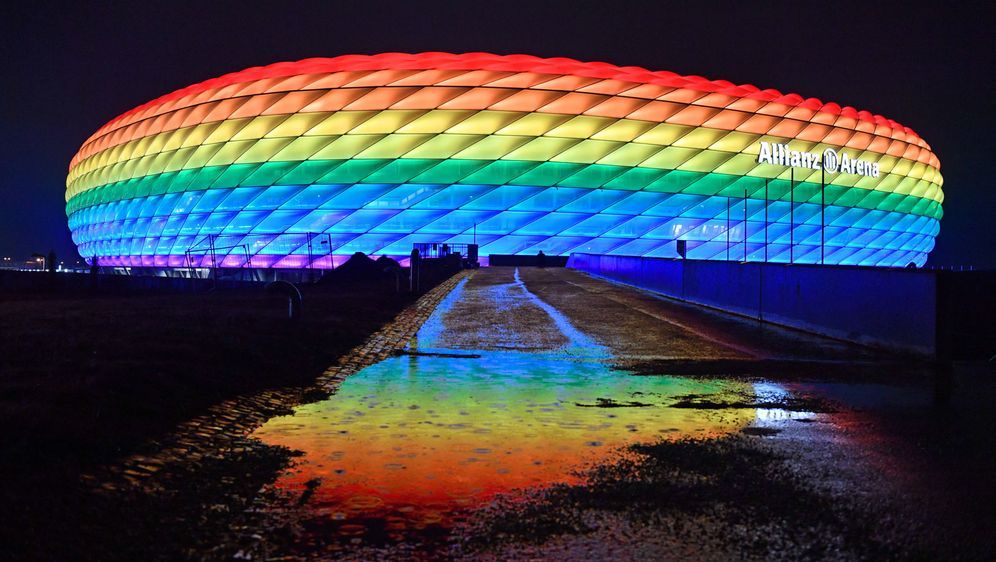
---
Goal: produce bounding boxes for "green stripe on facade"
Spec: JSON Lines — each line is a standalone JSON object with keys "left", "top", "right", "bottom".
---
{"left": 66, "top": 159, "right": 944, "bottom": 221}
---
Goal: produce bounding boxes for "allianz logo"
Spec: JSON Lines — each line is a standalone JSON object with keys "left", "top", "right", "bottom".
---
{"left": 756, "top": 141, "right": 881, "bottom": 178}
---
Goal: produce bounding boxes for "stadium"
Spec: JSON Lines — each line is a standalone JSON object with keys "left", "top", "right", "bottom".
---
{"left": 65, "top": 52, "right": 943, "bottom": 272}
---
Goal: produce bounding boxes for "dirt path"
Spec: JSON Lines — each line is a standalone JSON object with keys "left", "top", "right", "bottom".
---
{"left": 427, "top": 267, "right": 569, "bottom": 351}
{"left": 435, "top": 266, "right": 886, "bottom": 366}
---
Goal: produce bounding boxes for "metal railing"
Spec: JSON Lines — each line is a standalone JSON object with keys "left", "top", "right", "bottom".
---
{"left": 412, "top": 242, "right": 474, "bottom": 259}
{"left": 184, "top": 234, "right": 254, "bottom": 283}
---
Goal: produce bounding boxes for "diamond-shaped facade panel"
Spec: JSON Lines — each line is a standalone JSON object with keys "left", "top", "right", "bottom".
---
{"left": 66, "top": 53, "right": 943, "bottom": 269}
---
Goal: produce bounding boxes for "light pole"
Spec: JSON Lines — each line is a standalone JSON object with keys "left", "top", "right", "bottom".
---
{"left": 726, "top": 196, "right": 731, "bottom": 261}
{"left": 326, "top": 233, "right": 334, "bottom": 269}
{"left": 821, "top": 165, "right": 826, "bottom": 265}
{"left": 307, "top": 233, "right": 314, "bottom": 279}
{"left": 743, "top": 188, "right": 748, "bottom": 262}
{"left": 789, "top": 168, "right": 794, "bottom": 264}
{"left": 320, "top": 237, "right": 330, "bottom": 271}
{"left": 764, "top": 179, "right": 769, "bottom": 263}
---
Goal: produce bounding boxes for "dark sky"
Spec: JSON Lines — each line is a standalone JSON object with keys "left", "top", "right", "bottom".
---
{"left": 2, "top": 1, "right": 993, "bottom": 267}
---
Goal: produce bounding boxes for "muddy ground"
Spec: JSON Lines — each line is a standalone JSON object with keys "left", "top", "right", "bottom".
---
{"left": 299, "top": 267, "right": 994, "bottom": 561}
{"left": 0, "top": 274, "right": 413, "bottom": 559}
{"left": 3, "top": 266, "right": 993, "bottom": 560}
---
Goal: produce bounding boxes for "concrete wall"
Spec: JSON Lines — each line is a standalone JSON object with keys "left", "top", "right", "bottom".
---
{"left": 568, "top": 253, "right": 937, "bottom": 356}
{"left": 488, "top": 254, "right": 569, "bottom": 267}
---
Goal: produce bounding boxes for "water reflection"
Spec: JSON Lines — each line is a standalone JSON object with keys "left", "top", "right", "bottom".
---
{"left": 752, "top": 382, "right": 817, "bottom": 424}
{"left": 252, "top": 268, "right": 774, "bottom": 543}
{"left": 253, "top": 351, "right": 757, "bottom": 539}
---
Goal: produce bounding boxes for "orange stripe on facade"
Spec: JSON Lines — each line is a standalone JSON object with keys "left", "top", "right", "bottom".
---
{"left": 70, "top": 84, "right": 939, "bottom": 176}
{"left": 70, "top": 53, "right": 930, "bottom": 167}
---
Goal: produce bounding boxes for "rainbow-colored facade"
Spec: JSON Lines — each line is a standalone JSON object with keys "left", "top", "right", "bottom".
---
{"left": 66, "top": 53, "right": 943, "bottom": 269}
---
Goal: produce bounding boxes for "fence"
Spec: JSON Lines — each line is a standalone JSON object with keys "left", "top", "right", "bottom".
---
{"left": 568, "top": 253, "right": 942, "bottom": 356}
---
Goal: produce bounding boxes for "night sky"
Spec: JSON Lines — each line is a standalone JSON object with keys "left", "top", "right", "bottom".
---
{"left": 3, "top": 1, "right": 993, "bottom": 267}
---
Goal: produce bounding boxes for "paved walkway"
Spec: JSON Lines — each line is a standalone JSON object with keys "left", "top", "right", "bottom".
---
{"left": 432, "top": 266, "right": 886, "bottom": 368}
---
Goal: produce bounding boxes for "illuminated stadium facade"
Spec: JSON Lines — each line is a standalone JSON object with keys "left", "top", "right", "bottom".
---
{"left": 66, "top": 53, "right": 943, "bottom": 270}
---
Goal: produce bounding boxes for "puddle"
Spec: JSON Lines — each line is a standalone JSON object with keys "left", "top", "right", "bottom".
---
{"left": 250, "top": 270, "right": 806, "bottom": 545}
{"left": 253, "top": 350, "right": 770, "bottom": 543}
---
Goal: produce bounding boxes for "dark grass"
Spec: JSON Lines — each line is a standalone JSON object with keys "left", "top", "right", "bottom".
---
{"left": 0, "top": 278, "right": 407, "bottom": 467}
{"left": 0, "top": 275, "right": 410, "bottom": 559}
{"left": 459, "top": 436, "right": 934, "bottom": 560}
{"left": 619, "top": 357, "right": 938, "bottom": 383}
{"left": 667, "top": 390, "right": 839, "bottom": 413}
{"left": 67, "top": 440, "right": 300, "bottom": 562}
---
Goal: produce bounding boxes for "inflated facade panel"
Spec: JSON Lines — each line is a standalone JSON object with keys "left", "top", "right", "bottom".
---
{"left": 66, "top": 53, "right": 943, "bottom": 268}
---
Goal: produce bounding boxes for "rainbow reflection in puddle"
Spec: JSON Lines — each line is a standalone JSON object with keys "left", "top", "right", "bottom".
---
{"left": 252, "top": 350, "right": 756, "bottom": 542}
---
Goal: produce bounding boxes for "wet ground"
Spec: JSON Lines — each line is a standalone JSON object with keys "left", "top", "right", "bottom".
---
{"left": 249, "top": 267, "right": 995, "bottom": 560}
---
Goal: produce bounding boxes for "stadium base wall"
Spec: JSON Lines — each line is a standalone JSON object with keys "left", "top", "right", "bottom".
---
{"left": 568, "top": 253, "right": 937, "bottom": 356}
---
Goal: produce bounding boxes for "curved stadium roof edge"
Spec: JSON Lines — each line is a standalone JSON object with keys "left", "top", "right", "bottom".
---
{"left": 65, "top": 51, "right": 943, "bottom": 269}
{"left": 71, "top": 52, "right": 928, "bottom": 167}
